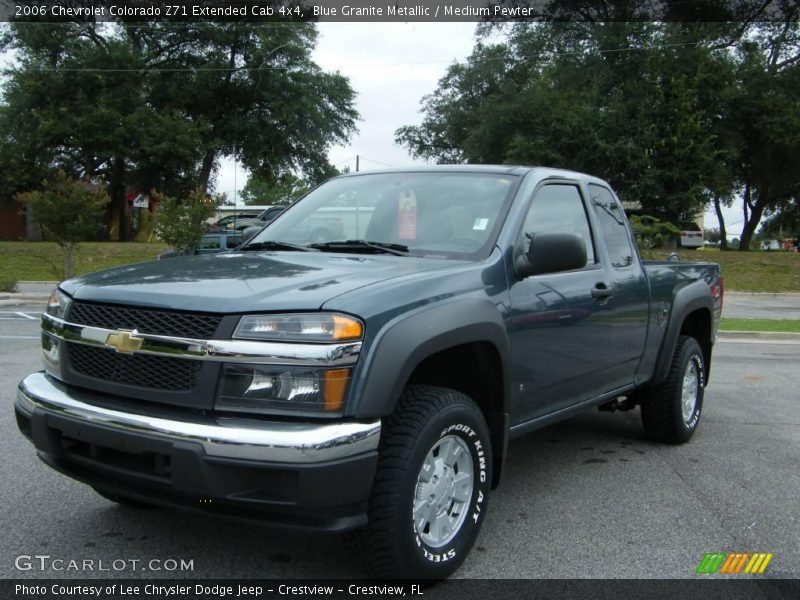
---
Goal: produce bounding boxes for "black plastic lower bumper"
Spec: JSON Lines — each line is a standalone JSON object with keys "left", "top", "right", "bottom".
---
{"left": 15, "top": 379, "right": 379, "bottom": 532}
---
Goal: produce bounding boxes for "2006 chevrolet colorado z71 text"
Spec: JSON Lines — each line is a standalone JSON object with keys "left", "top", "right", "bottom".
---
{"left": 15, "top": 166, "right": 722, "bottom": 578}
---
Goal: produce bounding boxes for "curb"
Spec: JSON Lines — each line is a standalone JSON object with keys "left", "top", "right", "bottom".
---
{"left": 718, "top": 330, "right": 800, "bottom": 341}
{"left": 725, "top": 292, "right": 800, "bottom": 299}
{"left": 0, "top": 294, "right": 50, "bottom": 303}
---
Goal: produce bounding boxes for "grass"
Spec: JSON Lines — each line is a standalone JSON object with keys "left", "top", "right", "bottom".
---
{"left": 0, "top": 277, "right": 17, "bottom": 292}
{"left": 0, "top": 241, "right": 798, "bottom": 293}
{"left": 0, "top": 242, "right": 167, "bottom": 282}
{"left": 640, "top": 248, "right": 800, "bottom": 292}
{"left": 720, "top": 318, "right": 800, "bottom": 333}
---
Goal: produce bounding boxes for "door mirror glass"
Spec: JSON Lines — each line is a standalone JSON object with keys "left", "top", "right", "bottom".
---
{"left": 515, "top": 232, "right": 587, "bottom": 278}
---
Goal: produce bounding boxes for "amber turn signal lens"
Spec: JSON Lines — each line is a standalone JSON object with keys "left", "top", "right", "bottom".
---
{"left": 323, "top": 368, "right": 350, "bottom": 412}
{"left": 332, "top": 315, "right": 363, "bottom": 341}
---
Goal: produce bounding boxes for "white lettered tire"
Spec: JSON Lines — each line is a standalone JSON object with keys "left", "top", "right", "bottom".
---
{"left": 641, "top": 335, "right": 706, "bottom": 443}
{"left": 362, "top": 385, "right": 492, "bottom": 579}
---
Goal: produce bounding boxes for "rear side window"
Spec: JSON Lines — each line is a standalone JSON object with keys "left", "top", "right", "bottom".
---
{"left": 198, "top": 235, "right": 221, "bottom": 249}
{"left": 589, "top": 184, "right": 634, "bottom": 268}
{"left": 522, "top": 184, "right": 596, "bottom": 264}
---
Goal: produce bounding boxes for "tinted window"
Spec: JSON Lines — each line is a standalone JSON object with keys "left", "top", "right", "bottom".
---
{"left": 589, "top": 184, "right": 634, "bottom": 268}
{"left": 522, "top": 184, "right": 595, "bottom": 263}
{"left": 226, "top": 235, "right": 243, "bottom": 249}
{"left": 198, "top": 236, "right": 221, "bottom": 250}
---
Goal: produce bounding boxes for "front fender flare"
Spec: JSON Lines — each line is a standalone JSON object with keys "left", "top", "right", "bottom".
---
{"left": 348, "top": 299, "right": 511, "bottom": 487}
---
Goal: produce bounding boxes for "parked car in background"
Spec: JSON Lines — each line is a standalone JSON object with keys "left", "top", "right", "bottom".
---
{"left": 206, "top": 213, "right": 259, "bottom": 232}
{"left": 679, "top": 222, "right": 704, "bottom": 248}
{"left": 226, "top": 206, "right": 286, "bottom": 232}
{"left": 158, "top": 231, "right": 245, "bottom": 259}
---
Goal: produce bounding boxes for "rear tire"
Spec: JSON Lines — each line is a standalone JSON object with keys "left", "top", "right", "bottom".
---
{"left": 641, "top": 335, "right": 705, "bottom": 444}
{"left": 363, "top": 385, "right": 492, "bottom": 579}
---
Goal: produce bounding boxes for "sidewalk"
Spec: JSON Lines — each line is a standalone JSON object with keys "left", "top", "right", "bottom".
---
{"left": 723, "top": 291, "right": 800, "bottom": 320}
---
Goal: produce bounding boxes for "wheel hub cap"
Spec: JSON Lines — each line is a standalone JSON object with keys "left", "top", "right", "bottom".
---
{"left": 413, "top": 435, "right": 474, "bottom": 548}
{"left": 681, "top": 360, "right": 699, "bottom": 423}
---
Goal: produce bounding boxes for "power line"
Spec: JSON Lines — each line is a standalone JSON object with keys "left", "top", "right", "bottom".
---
{"left": 2, "top": 40, "right": 709, "bottom": 73}
{"left": 358, "top": 156, "right": 395, "bottom": 168}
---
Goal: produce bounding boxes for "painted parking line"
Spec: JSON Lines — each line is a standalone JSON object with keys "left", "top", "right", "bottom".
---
{"left": 0, "top": 311, "right": 41, "bottom": 320}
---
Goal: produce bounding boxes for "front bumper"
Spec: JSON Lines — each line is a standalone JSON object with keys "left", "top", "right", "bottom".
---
{"left": 15, "top": 372, "right": 381, "bottom": 531}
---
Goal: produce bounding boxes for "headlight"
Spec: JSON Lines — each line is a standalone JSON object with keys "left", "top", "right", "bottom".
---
{"left": 233, "top": 313, "right": 363, "bottom": 343}
{"left": 46, "top": 288, "right": 71, "bottom": 319}
{"left": 215, "top": 364, "right": 350, "bottom": 416}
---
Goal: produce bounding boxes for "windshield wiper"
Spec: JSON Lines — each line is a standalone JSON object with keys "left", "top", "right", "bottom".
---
{"left": 309, "top": 240, "right": 410, "bottom": 256}
{"left": 241, "top": 240, "right": 317, "bottom": 252}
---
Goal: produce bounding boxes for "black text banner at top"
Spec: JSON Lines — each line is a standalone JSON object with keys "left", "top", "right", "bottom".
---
{"left": 2, "top": 0, "right": 798, "bottom": 23}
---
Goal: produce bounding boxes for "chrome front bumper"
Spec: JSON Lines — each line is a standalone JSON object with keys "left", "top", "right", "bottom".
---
{"left": 16, "top": 372, "right": 381, "bottom": 464}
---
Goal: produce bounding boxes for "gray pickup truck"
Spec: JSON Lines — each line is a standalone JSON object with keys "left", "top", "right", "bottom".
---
{"left": 15, "top": 166, "right": 722, "bottom": 579}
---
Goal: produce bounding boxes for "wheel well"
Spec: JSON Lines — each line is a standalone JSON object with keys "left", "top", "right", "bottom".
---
{"left": 680, "top": 308, "right": 712, "bottom": 380}
{"left": 406, "top": 342, "right": 506, "bottom": 488}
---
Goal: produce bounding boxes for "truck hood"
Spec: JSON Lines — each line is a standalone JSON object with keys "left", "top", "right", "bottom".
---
{"left": 63, "top": 251, "right": 460, "bottom": 313}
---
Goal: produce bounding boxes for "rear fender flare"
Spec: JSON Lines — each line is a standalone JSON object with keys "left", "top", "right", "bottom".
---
{"left": 651, "top": 280, "right": 712, "bottom": 386}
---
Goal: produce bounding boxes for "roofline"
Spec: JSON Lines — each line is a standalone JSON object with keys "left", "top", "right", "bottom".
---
{"left": 331, "top": 165, "right": 613, "bottom": 186}
{"left": 333, "top": 164, "right": 533, "bottom": 178}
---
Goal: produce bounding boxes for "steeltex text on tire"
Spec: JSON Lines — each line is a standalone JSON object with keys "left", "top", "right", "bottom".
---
{"left": 641, "top": 335, "right": 705, "bottom": 444}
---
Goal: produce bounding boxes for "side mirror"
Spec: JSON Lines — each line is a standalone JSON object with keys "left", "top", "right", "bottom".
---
{"left": 515, "top": 232, "right": 587, "bottom": 278}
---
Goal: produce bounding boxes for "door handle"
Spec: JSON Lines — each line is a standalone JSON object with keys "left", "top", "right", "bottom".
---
{"left": 591, "top": 283, "right": 613, "bottom": 300}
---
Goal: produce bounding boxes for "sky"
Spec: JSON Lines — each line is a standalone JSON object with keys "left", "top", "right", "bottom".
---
{"left": 216, "top": 21, "right": 742, "bottom": 236}
{"left": 215, "top": 22, "right": 478, "bottom": 198}
{"left": 1, "top": 22, "right": 743, "bottom": 236}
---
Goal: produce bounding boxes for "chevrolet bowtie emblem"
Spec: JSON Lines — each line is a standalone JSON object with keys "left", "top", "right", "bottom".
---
{"left": 105, "top": 330, "right": 144, "bottom": 353}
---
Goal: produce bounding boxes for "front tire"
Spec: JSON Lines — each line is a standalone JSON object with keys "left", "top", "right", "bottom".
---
{"left": 363, "top": 385, "right": 492, "bottom": 579}
{"left": 641, "top": 335, "right": 705, "bottom": 443}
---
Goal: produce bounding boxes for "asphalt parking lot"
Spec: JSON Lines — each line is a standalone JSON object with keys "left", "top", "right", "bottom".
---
{"left": 1, "top": 303, "right": 798, "bottom": 579}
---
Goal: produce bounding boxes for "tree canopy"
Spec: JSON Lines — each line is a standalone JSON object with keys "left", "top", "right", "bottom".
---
{"left": 397, "top": 19, "right": 800, "bottom": 249}
{"left": 240, "top": 172, "right": 310, "bottom": 205}
{"left": 0, "top": 19, "right": 358, "bottom": 240}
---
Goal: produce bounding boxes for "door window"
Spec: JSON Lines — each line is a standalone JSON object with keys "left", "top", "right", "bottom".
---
{"left": 521, "top": 184, "right": 596, "bottom": 264}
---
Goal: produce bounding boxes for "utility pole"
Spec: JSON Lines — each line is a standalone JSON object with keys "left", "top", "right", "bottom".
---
{"left": 356, "top": 155, "right": 359, "bottom": 172}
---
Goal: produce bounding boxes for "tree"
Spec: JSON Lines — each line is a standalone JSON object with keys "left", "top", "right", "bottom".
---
{"left": 629, "top": 214, "right": 680, "bottom": 250}
{"left": 0, "top": 20, "right": 357, "bottom": 239}
{"left": 396, "top": 21, "right": 738, "bottom": 223}
{"left": 704, "top": 227, "right": 722, "bottom": 244}
{"left": 725, "top": 24, "right": 800, "bottom": 250}
{"left": 15, "top": 171, "right": 110, "bottom": 279}
{"left": 240, "top": 173, "right": 309, "bottom": 206}
{"left": 153, "top": 188, "right": 218, "bottom": 252}
{"left": 760, "top": 196, "right": 800, "bottom": 239}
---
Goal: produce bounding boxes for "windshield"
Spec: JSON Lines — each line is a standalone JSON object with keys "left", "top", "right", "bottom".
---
{"left": 245, "top": 172, "right": 518, "bottom": 259}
